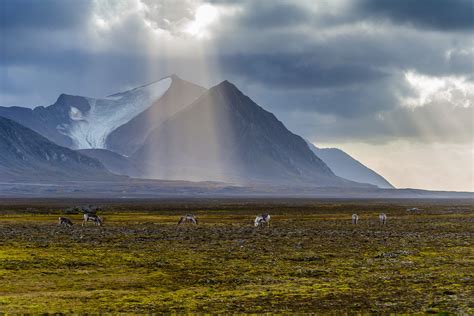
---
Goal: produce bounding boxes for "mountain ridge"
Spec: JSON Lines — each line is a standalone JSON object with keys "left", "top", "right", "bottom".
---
{"left": 0, "top": 76, "right": 391, "bottom": 189}
{"left": 305, "top": 140, "right": 394, "bottom": 189}
{"left": 106, "top": 74, "right": 206, "bottom": 155}
{"left": 0, "top": 116, "right": 119, "bottom": 182}
{"left": 132, "top": 80, "right": 368, "bottom": 187}
{"left": 77, "top": 148, "right": 141, "bottom": 177}
{"left": 0, "top": 76, "right": 176, "bottom": 150}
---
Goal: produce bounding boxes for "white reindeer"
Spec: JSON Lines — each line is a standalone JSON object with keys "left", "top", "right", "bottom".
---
{"left": 352, "top": 214, "right": 359, "bottom": 224}
{"left": 379, "top": 213, "right": 387, "bottom": 225}
{"left": 177, "top": 214, "right": 198, "bottom": 225}
{"left": 82, "top": 213, "right": 103, "bottom": 226}
{"left": 254, "top": 213, "right": 271, "bottom": 227}
{"left": 58, "top": 217, "right": 73, "bottom": 227}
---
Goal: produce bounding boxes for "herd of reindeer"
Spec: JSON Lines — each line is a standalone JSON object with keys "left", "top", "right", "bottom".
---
{"left": 58, "top": 205, "right": 389, "bottom": 228}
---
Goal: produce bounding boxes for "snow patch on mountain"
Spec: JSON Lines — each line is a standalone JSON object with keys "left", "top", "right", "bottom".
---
{"left": 69, "top": 107, "right": 84, "bottom": 121}
{"left": 60, "top": 77, "right": 172, "bottom": 149}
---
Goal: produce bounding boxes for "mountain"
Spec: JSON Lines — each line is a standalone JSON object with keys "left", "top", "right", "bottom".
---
{"left": 0, "top": 75, "right": 389, "bottom": 189}
{"left": 306, "top": 141, "right": 394, "bottom": 188}
{"left": 133, "top": 81, "right": 367, "bottom": 187}
{"left": 0, "top": 116, "right": 117, "bottom": 182}
{"left": 106, "top": 74, "right": 206, "bottom": 155}
{"left": 77, "top": 148, "right": 141, "bottom": 177}
{"left": 0, "top": 95, "right": 88, "bottom": 148}
{"left": 0, "top": 76, "right": 197, "bottom": 151}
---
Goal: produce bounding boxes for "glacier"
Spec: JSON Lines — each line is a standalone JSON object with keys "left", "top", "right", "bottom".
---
{"left": 60, "top": 77, "right": 172, "bottom": 149}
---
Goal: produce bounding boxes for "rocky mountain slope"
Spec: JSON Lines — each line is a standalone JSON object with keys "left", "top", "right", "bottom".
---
{"left": 0, "top": 116, "right": 117, "bottom": 182}
{"left": 0, "top": 76, "right": 176, "bottom": 150}
{"left": 133, "top": 81, "right": 366, "bottom": 187}
{"left": 0, "top": 75, "right": 391, "bottom": 189}
{"left": 106, "top": 74, "right": 206, "bottom": 155}
{"left": 77, "top": 148, "right": 141, "bottom": 177}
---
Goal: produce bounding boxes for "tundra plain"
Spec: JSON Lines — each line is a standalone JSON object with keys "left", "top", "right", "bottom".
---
{"left": 0, "top": 198, "right": 472, "bottom": 313}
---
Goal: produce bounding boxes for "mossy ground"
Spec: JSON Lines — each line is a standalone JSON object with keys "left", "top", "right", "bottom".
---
{"left": 0, "top": 199, "right": 472, "bottom": 313}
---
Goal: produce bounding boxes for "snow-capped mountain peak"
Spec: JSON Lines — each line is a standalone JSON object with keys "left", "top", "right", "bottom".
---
{"left": 60, "top": 77, "right": 172, "bottom": 149}
{"left": 105, "top": 76, "right": 173, "bottom": 100}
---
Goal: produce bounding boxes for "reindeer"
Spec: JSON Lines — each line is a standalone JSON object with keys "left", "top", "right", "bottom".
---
{"left": 82, "top": 213, "right": 103, "bottom": 226}
{"left": 58, "top": 217, "right": 73, "bottom": 227}
{"left": 407, "top": 207, "right": 424, "bottom": 212}
{"left": 177, "top": 214, "right": 198, "bottom": 226}
{"left": 379, "top": 213, "right": 387, "bottom": 225}
{"left": 254, "top": 213, "right": 271, "bottom": 227}
{"left": 352, "top": 214, "right": 359, "bottom": 224}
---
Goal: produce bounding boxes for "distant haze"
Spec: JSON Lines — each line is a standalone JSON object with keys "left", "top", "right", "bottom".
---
{"left": 1, "top": 0, "right": 472, "bottom": 191}
{"left": 319, "top": 141, "right": 473, "bottom": 192}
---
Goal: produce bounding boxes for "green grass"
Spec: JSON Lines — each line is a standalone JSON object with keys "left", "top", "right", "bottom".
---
{"left": 0, "top": 200, "right": 472, "bottom": 313}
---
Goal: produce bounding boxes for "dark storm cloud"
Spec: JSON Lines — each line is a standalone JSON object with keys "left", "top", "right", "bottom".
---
{"left": 288, "top": 99, "right": 474, "bottom": 144}
{"left": 228, "top": 71, "right": 408, "bottom": 122}
{"left": 358, "top": 0, "right": 474, "bottom": 31}
{"left": 214, "top": 21, "right": 471, "bottom": 119}
{"left": 216, "top": 28, "right": 382, "bottom": 92}
{"left": 220, "top": 53, "right": 386, "bottom": 89}
{"left": 211, "top": 0, "right": 473, "bottom": 102}
{"left": 0, "top": 52, "right": 154, "bottom": 107}
{"left": 238, "top": 2, "right": 312, "bottom": 29}
{"left": 0, "top": 0, "right": 93, "bottom": 30}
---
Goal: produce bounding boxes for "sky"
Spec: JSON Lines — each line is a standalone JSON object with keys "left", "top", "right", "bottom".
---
{"left": 0, "top": 0, "right": 473, "bottom": 191}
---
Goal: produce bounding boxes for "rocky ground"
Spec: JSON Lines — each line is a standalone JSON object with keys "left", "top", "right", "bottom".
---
{"left": 0, "top": 199, "right": 472, "bottom": 313}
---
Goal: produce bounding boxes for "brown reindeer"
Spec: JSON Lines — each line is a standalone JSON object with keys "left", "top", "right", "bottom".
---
{"left": 58, "top": 217, "right": 73, "bottom": 227}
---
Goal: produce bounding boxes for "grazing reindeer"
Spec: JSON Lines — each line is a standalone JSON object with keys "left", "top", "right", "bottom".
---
{"left": 379, "top": 213, "right": 387, "bottom": 225}
{"left": 254, "top": 213, "right": 271, "bottom": 227}
{"left": 352, "top": 214, "right": 359, "bottom": 225}
{"left": 82, "top": 213, "right": 103, "bottom": 226}
{"left": 177, "top": 214, "right": 198, "bottom": 225}
{"left": 407, "top": 207, "right": 424, "bottom": 212}
{"left": 58, "top": 217, "right": 73, "bottom": 227}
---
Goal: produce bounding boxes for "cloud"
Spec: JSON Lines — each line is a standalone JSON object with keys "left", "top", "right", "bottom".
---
{"left": 0, "top": 0, "right": 93, "bottom": 30}
{"left": 237, "top": 1, "right": 312, "bottom": 29}
{"left": 288, "top": 89, "right": 473, "bottom": 145}
{"left": 220, "top": 53, "right": 387, "bottom": 89}
{"left": 1, "top": 0, "right": 472, "bottom": 146}
{"left": 401, "top": 71, "right": 474, "bottom": 108}
{"left": 358, "top": 0, "right": 474, "bottom": 32}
